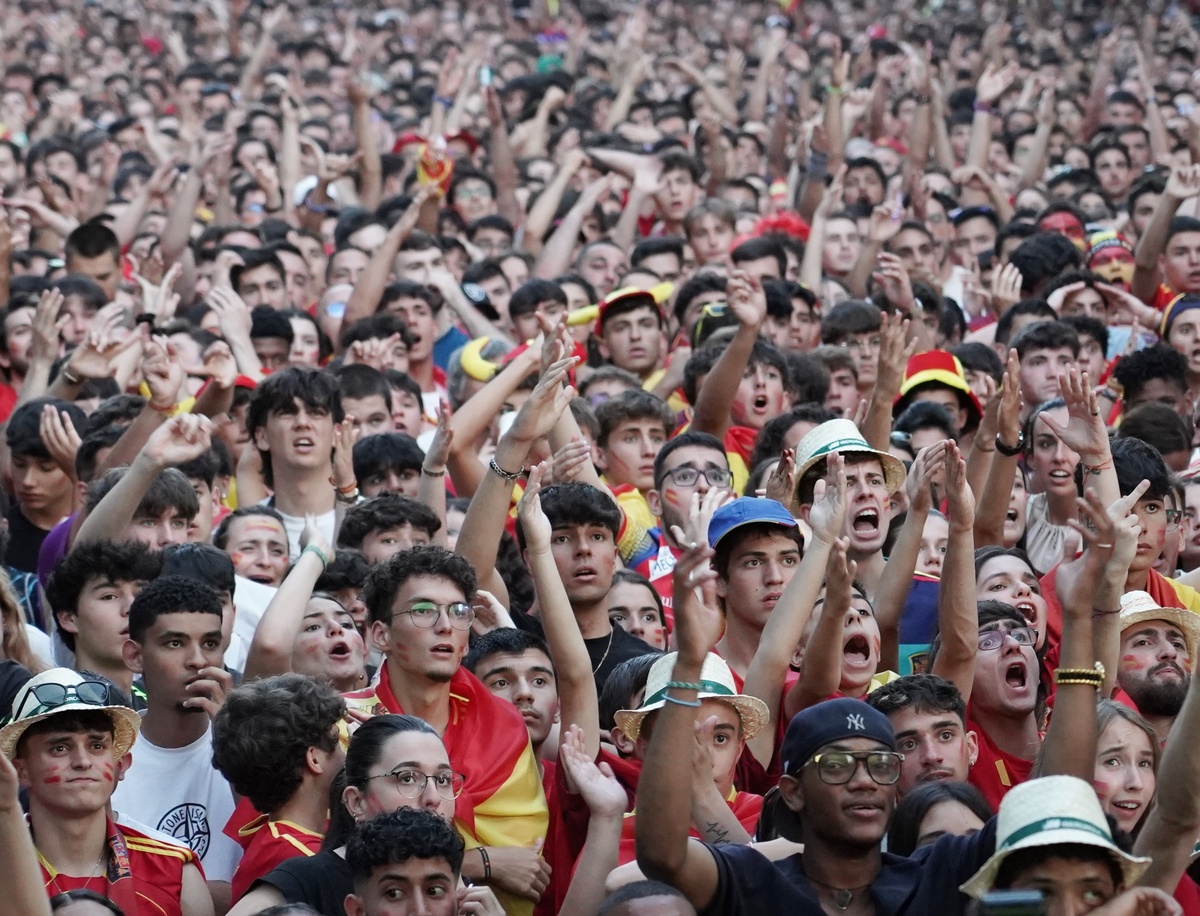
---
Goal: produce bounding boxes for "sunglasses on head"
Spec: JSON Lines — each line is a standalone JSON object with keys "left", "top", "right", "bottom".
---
{"left": 12, "top": 680, "right": 111, "bottom": 722}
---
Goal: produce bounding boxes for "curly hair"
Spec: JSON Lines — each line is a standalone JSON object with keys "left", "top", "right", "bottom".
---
{"left": 46, "top": 541, "right": 163, "bottom": 652}
{"left": 346, "top": 808, "right": 465, "bottom": 889}
{"left": 128, "top": 575, "right": 223, "bottom": 644}
{"left": 211, "top": 674, "right": 345, "bottom": 813}
{"left": 362, "top": 546, "right": 477, "bottom": 625}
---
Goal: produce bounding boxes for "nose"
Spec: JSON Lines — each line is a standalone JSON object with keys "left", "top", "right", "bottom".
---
{"left": 1159, "top": 639, "right": 1179, "bottom": 661}
{"left": 433, "top": 608, "right": 454, "bottom": 634}
{"left": 574, "top": 537, "right": 593, "bottom": 559}
{"left": 68, "top": 742, "right": 92, "bottom": 769}
{"left": 1013, "top": 579, "right": 1032, "bottom": 598}
{"left": 185, "top": 640, "right": 206, "bottom": 669}
{"left": 1125, "top": 762, "right": 1145, "bottom": 790}
{"left": 919, "top": 735, "right": 944, "bottom": 766}
{"left": 511, "top": 676, "right": 534, "bottom": 703}
{"left": 640, "top": 435, "right": 655, "bottom": 457}
{"left": 763, "top": 559, "right": 786, "bottom": 584}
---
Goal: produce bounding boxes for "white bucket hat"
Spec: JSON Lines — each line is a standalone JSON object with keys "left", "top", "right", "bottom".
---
{"left": 1119, "top": 591, "right": 1200, "bottom": 662}
{"left": 793, "top": 419, "right": 908, "bottom": 498}
{"left": 0, "top": 668, "right": 140, "bottom": 760}
{"left": 960, "top": 775, "right": 1150, "bottom": 898}
{"left": 613, "top": 652, "right": 769, "bottom": 743}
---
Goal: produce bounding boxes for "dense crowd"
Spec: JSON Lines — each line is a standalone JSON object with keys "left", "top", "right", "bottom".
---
{"left": 7, "top": 0, "right": 1200, "bottom": 915}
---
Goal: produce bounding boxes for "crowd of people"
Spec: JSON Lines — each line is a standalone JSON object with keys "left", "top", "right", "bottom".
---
{"left": 7, "top": 0, "right": 1200, "bottom": 914}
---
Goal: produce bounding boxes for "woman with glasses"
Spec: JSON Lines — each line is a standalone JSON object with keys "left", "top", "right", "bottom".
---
{"left": 227, "top": 715, "right": 499, "bottom": 916}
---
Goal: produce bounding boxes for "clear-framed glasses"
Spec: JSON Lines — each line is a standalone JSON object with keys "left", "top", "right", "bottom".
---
{"left": 665, "top": 466, "right": 733, "bottom": 488}
{"left": 12, "top": 680, "right": 110, "bottom": 721}
{"left": 366, "top": 767, "right": 466, "bottom": 800}
{"left": 977, "top": 626, "right": 1037, "bottom": 651}
{"left": 403, "top": 601, "right": 475, "bottom": 630}
{"left": 804, "top": 750, "right": 905, "bottom": 786}
{"left": 844, "top": 336, "right": 883, "bottom": 354}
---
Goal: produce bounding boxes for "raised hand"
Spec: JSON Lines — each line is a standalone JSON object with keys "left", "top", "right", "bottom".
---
{"left": 424, "top": 399, "right": 454, "bottom": 472}
{"left": 549, "top": 438, "right": 592, "bottom": 484}
{"left": 764, "top": 447, "right": 797, "bottom": 505}
{"left": 727, "top": 270, "right": 766, "bottom": 329}
{"left": 558, "top": 724, "right": 626, "bottom": 817}
{"left": 142, "top": 413, "right": 214, "bottom": 470}
{"left": 1165, "top": 163, "right": 1200, "bottom": 202}
{"left": 30, "top": 288, "right": 67, "bottom": 363}
{"left": 906, "top": 441, "right": 949, "bottom": 514}
{"left": 1039, "top": 366, "right": 1109, "bottom": 462}
{"left": 299, "top": 512, "right": 333, "bottom": 559}
{"left": 996, "top": 348, "right": 1023, "bottom": 446}
{"left": 875, "top": 311, "right": 917, "bottom": 397}
{"left": 976, "top": 61, "right": 1019, "bottom": 106}
{"left": 65, "top": 303, "right": 137, "bottom": 380}
{"left": 944, "top": 441, "right": 975, "bottom": 530}
{"left": 990, "top": 262, "right": 1024, "bottom": 314}
{"left": 808, "top": 450, "right": 848, "bottom": 545}
{"left": 872, "top": 253, "right": 914, "bottom": 310}
{"left": 142, "top": 337, "right": 186, "bottom": 411}
{"left": 517, "top": 461, "right": 554, "bottom": 551}
{"left": 669, "top": 536, "right": 724, "bottom": 666}
{"left": 39, "top": 404, "right": 80, "bottom": 478}
{"left": 506, "top": 355, "right": 577, "bottom": 445}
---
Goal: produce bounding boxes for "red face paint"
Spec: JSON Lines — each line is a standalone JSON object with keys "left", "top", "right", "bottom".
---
{"left": 101, "top": 764, "right": 114, "bottom": 783}
{"left": 663, "top": 490, "right": 683, "bottom": 507}
{"left": 42, "top": 776, "right": 61, "bottom": 784}
{"left": 1121, "top": 653, "right": 1146, "bottom": 670}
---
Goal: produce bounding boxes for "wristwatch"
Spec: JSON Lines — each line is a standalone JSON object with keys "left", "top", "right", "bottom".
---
{"left": 995, "top": 432, "right": 1025, "bottom": 457}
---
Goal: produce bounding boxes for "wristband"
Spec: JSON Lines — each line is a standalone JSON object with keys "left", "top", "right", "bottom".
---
{"left": 994, "top": 432, "right": 1024, "bottom": 457}
{"left": 434, "top": 94, "right": 454, "bottom": 108}
{"left": 148, "top": 399, "right": 176, "bottom": 413}
{"left": 666, "top": 680, "right": 705, "bottom": 691}
{"left": 135, "top": 312, "right": 157, "bottom": 328}
{"left": 330, "top": 477, "right": 359, "bottom": 496}
{"left": 478, "top": 846, "right": 491, "bottom": 880}
{"left": 302, "top": 193, "right": 329, "bottom": 214}
{"left": 302, "top": 544, "right": 330, "bottom": 567}
{"left": 334, "top": 487, "right": 361, "bottom": 505}
{"left": 972, "top": 101, "right": 995, "bottom": 114}
{"left": 825, "top": 85, "right": 844, "bottom": 95}
{"left": 421, "top": 467, "right": 446, "bottom": 477}
{"left": 489, "top": 457, "right": 524, "bottom": 482}
{"left": 664, "top": 693, "right": 702, "bottom": 708}
{"left": 60, "top": 365, "right": 82, "bottom": 385}
{"left": 913, "top": 94, "right": 932, "bottom": 105}
{"left": 1082, "top": 458, "right": 1113, "bottom": 475}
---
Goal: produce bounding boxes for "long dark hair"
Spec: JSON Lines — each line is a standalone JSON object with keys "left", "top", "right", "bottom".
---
{"left": 888, "top": 780, "right": 993, "bottom": 856}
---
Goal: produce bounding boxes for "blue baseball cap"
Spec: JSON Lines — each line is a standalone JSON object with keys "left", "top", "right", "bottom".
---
{"left": 780, "top": 697, "right": 896, "bottom": 775}
{"left": 707, "top": 497, "right": 797, "bottom": 550}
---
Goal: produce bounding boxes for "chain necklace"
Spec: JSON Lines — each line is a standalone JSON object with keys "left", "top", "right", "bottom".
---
{"left": 591, "top": 628, "right": 615, "bottom": 674}
{"left": 42, "top": 848, "right": 107, "bottom": 896}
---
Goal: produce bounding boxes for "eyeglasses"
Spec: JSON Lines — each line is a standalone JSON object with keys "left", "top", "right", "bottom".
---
{"left": 844, "top": 336, "right": 882, "bottom": 353}
{"left": 664, "top": 466, "right": 733, "bottom": 488}
{"left": 12, "top": 680, "right": 110, "bottom": 721}
{"left": 804, "top": 750, "right": 905, "bottom": 786}
{"left": 366, "top": 767, "right": 466, "bottom": 799}
{"left": 977, "top": 626, "right": 1037, "bottom": 651}
{"left": 402, "top": 601, "right": 475, "bottom": 630}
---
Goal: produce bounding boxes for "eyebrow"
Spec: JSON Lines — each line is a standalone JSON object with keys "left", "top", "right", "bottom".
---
{"left": 895, "top": 719, "right": 960, "bottom": 740}
{"left": 481, "top": 663, "right": 555, "bottom": 681}
{"left": 388, "top": 760, "right": 452, "bottom": 771}
{"left": 160, "top": 629, "right": 221, "bottom": 640}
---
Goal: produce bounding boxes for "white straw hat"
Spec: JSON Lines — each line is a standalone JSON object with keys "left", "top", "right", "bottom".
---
{"left": 960, "top": 775, "right": 1150, "bottom": 898}
{"left": 613, "top": 652, "right": 769, "bottom": 743}
{"left": 793, "top": 419, "right": 907, "bottom": 498}
{"left": 0, "top": 668, "right": 140, "bottom": 760}
{"left": 1119, "top": 591, "right": 1200, "bottom": 661}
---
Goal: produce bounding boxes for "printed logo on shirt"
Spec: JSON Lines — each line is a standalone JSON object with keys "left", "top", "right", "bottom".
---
{"left": 158, "top": 803, "right": 211, "bottom": 859}
{"left": 847, "top": 713, "right": 865, "bottom": 731}
{"left": 649, "top": 544, "right": 676, "bottom": 580}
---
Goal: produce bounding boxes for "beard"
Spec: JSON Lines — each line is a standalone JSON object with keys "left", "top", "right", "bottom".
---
{"left": 423, "top": 668, "right": 454, "bottom": 684}
{"left": 1125, "top": 668, "right": 1190, "bottom": 717}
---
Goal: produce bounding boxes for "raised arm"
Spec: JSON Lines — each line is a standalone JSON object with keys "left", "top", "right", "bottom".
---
{"left": 635, "top": 542, "right": 723, "bottom": 911}
{"left": 343, "top": 192, "right": 429, "bottom": 329}
{"left": 789, "top": 537, "right": 857, "bottom": 714}
{"left": 532, "top": 173, "right": 613, "bottom": 280}
{"left": 931, "top": 444, "right": 980, "bottom": 702}
{"left": 482, "top": 86, "right": 523, "bottom": 229}
{"left": 744, "top": 452, "right": 845, "bottom": 765}
{"left": 242, "top": 517, "right": 332, "bottom": 682}
{"left": 860, "top": 312, "right": 915, "bottom": 452}
{"left": 74, "top": 414, "right": 214, "bottom": 549}
{"left": 0, "top": 753, "right": 50, "bottom": 916}
{"left": 348, "top": 75, "right": 383, "bottom": 213}
{"left": 690, "top": 271, "right": 765, "bottom": 442}
{"left": 518, "top": 462, "right": 600, "bottom": 759}
{"left": 962, "top": 63, "right": 1019, "bottom": 207}
{"left": 1131, "top": 164, "right": 1196, "bottom": 303}
{"left": 974, "top": 351, "right": 1023, "bottom": 547}
{"left": 455, "top": 354, "right": 576, "bottom": 602}
{"left": 799, "top": 167, "right": 844, "bottom": 292}
{"left": 1038, "top": 367, "right": 1118, "bottom": 510}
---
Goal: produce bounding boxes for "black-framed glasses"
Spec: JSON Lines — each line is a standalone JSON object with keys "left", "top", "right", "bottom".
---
{"left": 366, "top": 767, "right": 466, "bottom": 799}
{"left": 402, "top": 601, "right": 475, "bottom": 630}
{"left": 12, "top": 680, "right": 110, "bottom": 721}
{"left": 978, "top": 626, "right": 1037, "bottom": 652}
{"left": 664, "top": 466, "right": 733, "bottom": 488}
{"left": 804, "top": 750, "right": 905, "bottom": 786}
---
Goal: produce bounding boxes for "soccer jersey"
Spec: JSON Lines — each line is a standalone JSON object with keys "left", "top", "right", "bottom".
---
{"left": 226, "top": 813, "right": 321, "bottom": 903}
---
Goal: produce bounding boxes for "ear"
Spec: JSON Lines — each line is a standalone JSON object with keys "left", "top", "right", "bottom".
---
{"left": 342, "top": 783, "right": 368, "bottom": 821}
{"left": 593, "top": 446, "right": 609, "bottom": 472}
{"left": 966, "top": 729, "right": 979, "bottom": 767}
{"left": 646, "top": 488, "right": 663, "bottom": 518}
{"left": 715, "top": 574, "right": 728, "bottom": 600}
{"left": 609, "top": 725, "right": 636, "bottom": 757}
{"left": 115, "top": 751, "right": 134, "bottom": 782}
{"left": 597, "top": 339, "right": 611, "bottom": 361}
{"left": 797, "top": 503, "right": 812, "bottom": 525}
{"left": 56, "top": 609, "right": 78, "bottom": 637}
{"left": 778, "top": 773, "right": 806, "bottom": 818}
{"left": 369, "top": 619, "right": 391, "bottom": 655}
{"left": 122, "top": 638, "right": 144, "bottom": 675}
{"left": 252, "top": 425, "right": 270, "bottom": 452}
{"left": 344, "top": 894, "right": 366, "bottom": 916}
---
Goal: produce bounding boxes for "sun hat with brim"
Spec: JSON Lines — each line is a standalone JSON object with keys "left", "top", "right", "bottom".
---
{"left": 596, "top": 282, "right": 674, "bottom": 330}
{"left": 613, "top": 652, "right": 769, "bottom": 743}
{"left": 708, "top": 497, "right": 797, "bottom": 550}
{"left": 793, "top": 419, "right": 907, "bottom": 497}
{"left": 1119, "top": 590, "right": 1200, "bottom": 662}
{"left": 0, "top": 668, "right": 141, "bottom": 760}
{"left": 960, "top": 775, "right": 1150, "bottom": 899}
{"left": 893, "top": 350, "right": 983, "bottom": 429}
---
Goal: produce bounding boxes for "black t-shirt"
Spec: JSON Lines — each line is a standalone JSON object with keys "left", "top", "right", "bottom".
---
{"left": 5, "top": 507, "right": 50, "bottom": 574}
{"left": 586, "top": 625, "right": 656, "bottom": 692}
{"left": 701, "top": 818, "right": 997, "bottom": 916}
{"left": 259, "top": 848, "right": 352, "bottom": 915}
{"left": 0, "top": 659, "right": 31, "bottom": 721}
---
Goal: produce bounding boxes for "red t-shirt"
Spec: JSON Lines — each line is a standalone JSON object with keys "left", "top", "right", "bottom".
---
{"left": 226, "top": 813, "right": 321, "bottom": 903}
{"left": 966, "top": 712, "right": 1035, "bottom": 811}
{"left": 39, "top": 817, "right": 196, "bottom": 916}
{"left": 617, "top": 791, "right": 763, "bottom": 865}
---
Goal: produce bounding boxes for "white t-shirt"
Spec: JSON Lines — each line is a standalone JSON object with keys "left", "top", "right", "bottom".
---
{"left": 276, "top": 507, "right": 336, "bottom": 560}
{"left": 111, "top": 722, "right": 242, "bottom": 882}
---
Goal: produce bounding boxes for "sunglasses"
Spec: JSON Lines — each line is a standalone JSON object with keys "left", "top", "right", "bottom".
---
{"left": 12, "top": 680, "right": 111, "bottom": 722}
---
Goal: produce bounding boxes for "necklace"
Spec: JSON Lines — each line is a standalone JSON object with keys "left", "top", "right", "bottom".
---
{"left": 804, "top": 873, "right": 872, "bottom": 911}
{"left": 41, "top": 848, "right": 107, "bottom": 896}
{"left": 591, "top": 628, "right": 615, "bottom": 674}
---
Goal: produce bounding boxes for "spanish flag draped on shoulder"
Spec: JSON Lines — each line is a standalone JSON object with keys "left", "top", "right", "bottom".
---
{"left": 345, "top": 664, "right": 549, "bottom": 916}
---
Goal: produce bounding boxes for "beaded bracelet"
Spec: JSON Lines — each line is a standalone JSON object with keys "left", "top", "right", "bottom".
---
{"left": 666, "top": 680, "right": 705, "bottom": 691}
{"left": 302, "top": 544, "right": 330, "bottom": 567}
{"left": 478, "top": 846, "right": 491, "bottom": 880}
{"left": 421, "top": 467, "right": 446, "bottom": 477}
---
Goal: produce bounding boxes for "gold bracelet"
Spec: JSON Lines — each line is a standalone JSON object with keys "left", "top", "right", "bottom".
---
{"left": 1055, "top": 677, "right": 1103, "bottom": 689}
{"left": 1055, "top": 662, "right": 1106, "bottom": 680}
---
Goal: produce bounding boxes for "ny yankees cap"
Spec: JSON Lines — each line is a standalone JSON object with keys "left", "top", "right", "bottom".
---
{"left": 780, "top": 697, "right": 896, "bottom": 776}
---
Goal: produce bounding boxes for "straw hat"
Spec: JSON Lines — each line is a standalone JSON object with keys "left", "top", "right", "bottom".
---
{"left": 793, "top": 419, "right": 908, "bottom": 497}
{"left": 613, "top": 652, "right": 769, "bottom": 743}
{"left": 1119, "top": 591, "right": 1200, "bottom": 662}
{"left": 0, "top": 668, "right": 141, "bottom": 760}
{"left": 960, "top": 775, "right": 1150, "bottom": 898}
